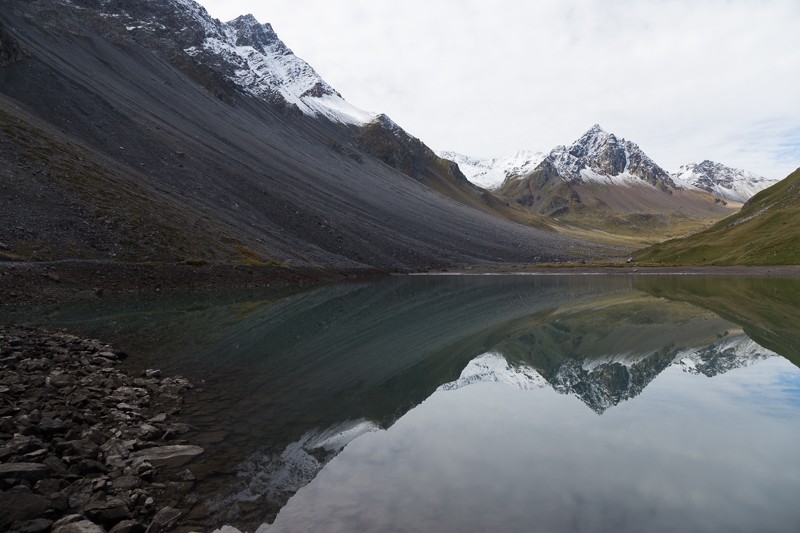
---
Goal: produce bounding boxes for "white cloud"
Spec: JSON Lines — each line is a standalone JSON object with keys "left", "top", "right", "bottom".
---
{"left": 196, "top": 0, "right": 800, "bottom": 179}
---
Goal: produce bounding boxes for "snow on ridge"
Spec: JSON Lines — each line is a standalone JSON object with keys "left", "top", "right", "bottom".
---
{"left": 671, "top": 160, "right": 779, "bottom": 203}
{"left": 673, "top": 333, "right": 777, "bottom": 376}
{"left": 437, "top": 352, "right": 547, "bottom": 391}
{"left": 173, "top": 2, "right": 372, "bottom": 125}
{"left": 437, "top": 150, "right": 545, "bottom": 190}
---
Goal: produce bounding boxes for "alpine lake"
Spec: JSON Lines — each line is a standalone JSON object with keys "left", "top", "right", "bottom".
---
{"left": 4, "top": 273, "right": 800, "bottom": 533}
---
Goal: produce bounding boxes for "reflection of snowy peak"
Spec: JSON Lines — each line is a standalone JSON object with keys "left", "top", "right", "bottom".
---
{"left": 675, "top": 334, "right": 777, "bottom": 376}
{"left": 544, "top": 124, "right": 675, "bottom": 189}
{"left": 438, "top": 352, "right": 547, "bottom": 391}
{"left": 443, "top": 334, "right": 777, "bottom": 414}
{"left": 672, "top": 160, "right": 778, "bottom": 203}
{"left": 207, "top": 419, "right": 378, "bottom": 526}
{"left": 437, "top": 151, "right": 545, "bottom": 190}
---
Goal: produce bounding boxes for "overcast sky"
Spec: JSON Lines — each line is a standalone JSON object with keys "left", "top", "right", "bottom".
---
{"left": 196, "top": 0, "right": 800, "bottom": 179}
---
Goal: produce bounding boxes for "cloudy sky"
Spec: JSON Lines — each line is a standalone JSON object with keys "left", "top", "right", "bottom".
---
{"left": 197, "top": 0, "right": 800, "bottom": 179}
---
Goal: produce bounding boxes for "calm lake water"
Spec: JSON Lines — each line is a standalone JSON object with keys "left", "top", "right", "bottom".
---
{"left": 4, "top": 274, "right": 800, "bottom": 532}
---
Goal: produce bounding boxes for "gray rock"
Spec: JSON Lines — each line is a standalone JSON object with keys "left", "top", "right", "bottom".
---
{"left": 0, "top": 491, "right": 50, "bottom": 529}
{"left": 129, "top": 445, "right": 203, "bottom": 468}
{"left": 0, "top": 463, "right": 49, "bottom": 480}
{"left": 108, "top": 519, "right": 145, "bottom": 533}
{"left": 144, "top": 506, "right": 180, "bottom": 533}
{"left": 52, "top": 519, "right": 107, "bottom": 533}
{"left": 10, "top": 517, "right": 53, "bottom": 533}
{"left": 83, "top": 498, "right": 131, "bottom": 528}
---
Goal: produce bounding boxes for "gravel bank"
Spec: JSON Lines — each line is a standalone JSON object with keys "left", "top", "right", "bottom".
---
{"left": 0, "top": 326, "right": 203, "bottom": 533}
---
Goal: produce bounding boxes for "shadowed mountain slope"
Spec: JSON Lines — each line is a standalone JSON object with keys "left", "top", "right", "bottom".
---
{"left": 0, "top": 0, "right": 610, "bottom": 270}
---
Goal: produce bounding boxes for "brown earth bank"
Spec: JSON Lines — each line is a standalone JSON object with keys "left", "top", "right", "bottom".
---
{"left": 0, "top": 261, "right": 381, "bottom": 307}
{"left": 0, "top": 325, "right": 206, "bottom": 533}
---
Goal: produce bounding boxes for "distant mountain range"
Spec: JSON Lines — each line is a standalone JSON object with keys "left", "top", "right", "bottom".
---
{"left": 483, "top": 125, "right": 737, "bottom": 244}
{"left": 444, "top": 128, "right": 776, "bottom": 204}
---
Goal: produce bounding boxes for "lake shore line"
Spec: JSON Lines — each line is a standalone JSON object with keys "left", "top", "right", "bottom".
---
{"left": 2, "top": 261, "right": 799, "bottom": 307}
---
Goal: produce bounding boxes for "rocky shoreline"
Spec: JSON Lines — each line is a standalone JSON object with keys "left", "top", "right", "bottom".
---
{"left": 0, "top": 325, "right": 202, "bottom": 533}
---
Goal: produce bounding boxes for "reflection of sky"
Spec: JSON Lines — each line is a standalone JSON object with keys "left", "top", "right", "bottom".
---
{"left": 263, "top": 356, "right": 800, "bottom": 533}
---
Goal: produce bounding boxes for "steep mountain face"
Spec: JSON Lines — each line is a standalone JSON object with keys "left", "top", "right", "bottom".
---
{"left": 542, "top": 124, "right": 676, "bottom": 189}
{"left": 0, "top": 0, "right": 609, "bottom": 269}
{"left": 672, "top": 160, "right": 779, "bottom": 203}
{"left": 637, "top": 167, "right": 800, "bottom": 265}
{"left": 497, "top": 125, "right": 736, "bottom": 244}
{"left": 437, "top": 150, "right": 545, "bottom": 190}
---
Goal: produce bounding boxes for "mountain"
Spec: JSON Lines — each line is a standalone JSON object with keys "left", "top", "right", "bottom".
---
{"left": 496, "top": 125, "right": 737, "bottom": 245}
{"left": 672, "top": 160, "right": 780, "bottom": 203}
{"left": 0, "top": 0, "right": 608, "bottom": 271}
{"left": 437, "top": 150, "right": 545, "bottom": 190}
{"left": 636, "top": 167, "right": 800, "bottom": 265}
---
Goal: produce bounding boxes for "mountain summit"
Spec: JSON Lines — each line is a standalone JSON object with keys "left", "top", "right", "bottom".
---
{"left": 496, "top": 126, "right": 735, "bottom": 243}
{"left": 543, "top": 124, "right": 675, "bottom": 190}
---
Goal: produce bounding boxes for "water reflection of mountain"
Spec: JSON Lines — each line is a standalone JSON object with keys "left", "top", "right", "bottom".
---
{"left": 4, "top": 275, "right": 797, "bottom": 531}
{"left": 441, "top": 333, "right": 776, "bottom": 414}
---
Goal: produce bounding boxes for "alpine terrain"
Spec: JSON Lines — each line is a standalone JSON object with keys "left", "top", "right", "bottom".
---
{"left": 494, "top": 125, "right": 738, "bottom": 245}
{"left": 0, "top": 0, "right": 609, "bottom": 277}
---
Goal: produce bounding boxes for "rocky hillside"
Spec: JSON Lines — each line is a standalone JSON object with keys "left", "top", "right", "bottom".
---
{"left": 636, "top": 167, "right": 800, "bottom": 265}
{"left": 0, "top": 0, "right": 612, "bottom": 270}
{"left": 672, "top": 160, "right": 780, "bottom": 203}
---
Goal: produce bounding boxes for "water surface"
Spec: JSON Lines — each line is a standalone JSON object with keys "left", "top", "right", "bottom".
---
{"left": 4, "top": 274, "right": 800, "bottom": 532}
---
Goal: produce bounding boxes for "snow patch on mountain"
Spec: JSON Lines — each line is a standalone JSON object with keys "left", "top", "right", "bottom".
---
{"left": 438, "top": 150, "right": 545, "bottom": 190}
{"left": 672, "top": 160, "right": 779, "bottom": 203}
{"left": 437, "top": 352, "right": 547, "bottom": 391}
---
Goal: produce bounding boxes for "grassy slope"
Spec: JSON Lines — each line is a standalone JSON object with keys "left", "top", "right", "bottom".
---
{"left": 636, "top": 168, "right": 800, "bottom": 265}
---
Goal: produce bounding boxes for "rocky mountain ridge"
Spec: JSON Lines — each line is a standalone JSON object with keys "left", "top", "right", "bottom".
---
{"left": 672, "top": 160, "right": 779, "bottom": 203}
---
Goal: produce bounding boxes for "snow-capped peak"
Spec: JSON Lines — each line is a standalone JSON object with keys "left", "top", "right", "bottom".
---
{"left": 187, "top": 10, "right": 373, "bottom": 125}
{"left": 437, "top": 150, "right": 545, "bottom": 190}
{"left": 101, "top": 0, "right": 373, "bottom": 125}
{"left": 671, "top": 160, "right": 779, "bottom": 203}
{"left": 544, "top": 125, "right": 675, "bottom": 189}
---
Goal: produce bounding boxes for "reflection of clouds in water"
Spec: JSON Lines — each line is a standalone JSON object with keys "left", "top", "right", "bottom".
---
{"left": 262, "top": 358, "right": 800, "bottom": 533}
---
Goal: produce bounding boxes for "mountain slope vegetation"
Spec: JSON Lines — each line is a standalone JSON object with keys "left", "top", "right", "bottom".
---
{"left": 636, "top": 168, "right": 800, "bottom": 265}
